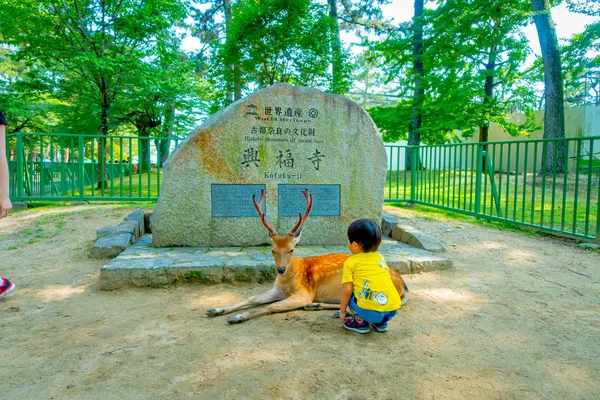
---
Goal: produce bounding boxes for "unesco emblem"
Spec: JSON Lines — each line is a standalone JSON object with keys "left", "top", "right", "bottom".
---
{"left": 308, "top": 108, "right": 319, "bottom": 118}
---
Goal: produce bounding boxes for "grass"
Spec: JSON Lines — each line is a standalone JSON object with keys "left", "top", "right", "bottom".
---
{"left": 1, "top": 213, "right": 72, "bottom": 249}
{"left": 385, "top": 169, "right": 599, "bottom": 239}
{"left": 14, "top": 170, "right": 161, "bottom": 201}
{"left": 386, "top": 201, "right": 543, "bottom": 238}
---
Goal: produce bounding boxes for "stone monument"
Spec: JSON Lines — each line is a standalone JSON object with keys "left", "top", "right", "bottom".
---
{"left": 152, "top": 83, "right": 387, "bottom": 247}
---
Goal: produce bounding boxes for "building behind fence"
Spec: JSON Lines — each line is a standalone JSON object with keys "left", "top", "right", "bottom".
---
{"left": 386, "top": 105, "right": 600, "bottom": 173}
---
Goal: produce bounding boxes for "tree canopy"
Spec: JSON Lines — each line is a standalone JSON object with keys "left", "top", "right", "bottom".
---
{"left": 0, "top": 0, "right": 596, "bottom": 146}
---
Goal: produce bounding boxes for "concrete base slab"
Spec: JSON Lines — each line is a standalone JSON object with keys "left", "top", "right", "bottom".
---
{"left": 100, "top": 236, "right": 453, "bottom": 289}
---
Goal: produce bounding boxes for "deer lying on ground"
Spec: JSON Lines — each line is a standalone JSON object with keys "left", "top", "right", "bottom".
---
{"left": 206, "top": 189, "right": 408, "bottom": 323}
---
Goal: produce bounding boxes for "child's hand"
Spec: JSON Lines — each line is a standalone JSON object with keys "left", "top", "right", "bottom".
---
{"left": 339, "top": 311, "right": 346, "bottom": 324}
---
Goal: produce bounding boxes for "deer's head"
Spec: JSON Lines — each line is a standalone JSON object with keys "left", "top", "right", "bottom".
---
{"left": 253, "top": 189, "right": 312, "bottom": 275}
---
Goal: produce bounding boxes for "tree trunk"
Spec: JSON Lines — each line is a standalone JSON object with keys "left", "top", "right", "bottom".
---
{"left": 157, "top": 104, "right": 175, "bottom": 167}
{"left": 479, "top": 45, "right": 497, "bottom": 172}
{"left": 224, "top": 0, "right": 234, "bottom": 103}
{"left": 156, "top": 137, "right": 171, "bottom": 167}
{"left": 407, "top": 0, "right": 424, "bottom": 171}
{"left": 139, "top": 127, "right": 151, "bottom": 174}
{"left": 533, "top": 0, "right": 566, "bottom": 174}
{"left": 328, "top": 0, "right": 344, "bottom": 94}
{"left": 97, "top": 78, "right": 110, "bottom": 189}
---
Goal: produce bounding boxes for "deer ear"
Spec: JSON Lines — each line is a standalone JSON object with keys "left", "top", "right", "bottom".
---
{"left": 292, "top": 226, "right": 304, "bottom": 244}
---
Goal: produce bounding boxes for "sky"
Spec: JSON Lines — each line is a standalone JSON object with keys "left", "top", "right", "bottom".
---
{"left": 378, "top": 1, "right": 598, "bottom": 56}
{"left": 181, "top": 1, "right": 599, "bottom": 56}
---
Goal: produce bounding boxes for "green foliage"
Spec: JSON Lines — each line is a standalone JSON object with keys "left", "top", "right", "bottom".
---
{"left": 0, "top": 0, "right": 201, "bottom": 137}
{"left": 369, "top": 100, "right": 411, "bottom": 142}
{"left": 368, "top": 0, "right": 541, "bottom": 144}
{"left": 219, "top": 0, "right": 334, "bottom": 91}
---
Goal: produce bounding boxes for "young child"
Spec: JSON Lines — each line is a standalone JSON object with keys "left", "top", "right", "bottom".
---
{"left": 339, "top": 219, "right": 401, "bottom": 333}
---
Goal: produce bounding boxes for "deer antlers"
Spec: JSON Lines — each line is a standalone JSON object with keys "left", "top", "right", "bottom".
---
{"left": 288, "top": 189, "right": 313, "bottom": 235}
{"left": 252, "top": 189, "right": 278, "bottom": 236}
{"left": 252, "top": 189, "right": 313, "bottom": 236}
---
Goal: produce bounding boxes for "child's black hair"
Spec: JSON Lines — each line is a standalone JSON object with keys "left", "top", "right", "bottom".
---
{"left": 347, "top": 219, "right": 382, "bottom": 253}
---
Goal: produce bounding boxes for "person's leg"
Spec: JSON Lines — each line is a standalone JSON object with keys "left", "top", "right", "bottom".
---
{"left": 371, "top": 310, "right": 398, "bottom": 332}
{"left": 341, "top": 295, "right": 370, "bottom": 334}
{"left": 0, "top": 277, "right": 15, "bottom": 298}
{"left": 349, "top": 295, "right": 386, "bottom": 324}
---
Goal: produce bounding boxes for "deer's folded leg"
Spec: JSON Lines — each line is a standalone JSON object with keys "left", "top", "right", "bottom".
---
{"left": 227, "top": 293, "right": 312, "bottom": 323}
{"left": 304, "top": 303, "right": 340, "bottom": 311}
{"left": 206, "top": 287, "right": 285, "bottom": 317}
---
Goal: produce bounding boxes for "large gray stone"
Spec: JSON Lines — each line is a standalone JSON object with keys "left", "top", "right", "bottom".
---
{"left": 90, "top": 233, "right": 133, "bottom": 258}
{"left": 391, "top": 224, "right": 448, "bottom": 254}
{"left": 152, "top": 84, "right": 387, "bottom": 247}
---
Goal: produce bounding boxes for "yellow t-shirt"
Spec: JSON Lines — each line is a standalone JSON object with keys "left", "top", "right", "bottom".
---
{"left": 342, "top": 252, "right": 401, "bottom": 312}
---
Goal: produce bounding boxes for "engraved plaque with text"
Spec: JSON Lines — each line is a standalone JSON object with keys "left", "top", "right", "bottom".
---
{"left": 211, "top": 184, "right": 266, "bottom": 217}
{"left": 278, "top": 184, "right": 340, "bottom": 217}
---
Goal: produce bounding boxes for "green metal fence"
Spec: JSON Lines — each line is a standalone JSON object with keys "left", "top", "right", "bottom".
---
{"left": 385, "top": 136, "right": 600, "bottom": 242}
{"left": 5, "top": 132, "right": 183, "bottom": 202}
{"left": 5, "top": 132, "right": 599, "bottom": 241}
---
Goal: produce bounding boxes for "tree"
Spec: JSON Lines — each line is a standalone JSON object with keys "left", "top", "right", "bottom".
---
{"left": 190, "top": 0, "right": 242, "bottom": 105}
{"left": 215, "top": 0, "right": 334, "bottom": 94}
{"left": 327, "top": 0, "right": 391, "bottom": 94}
{"left": 0, "top": 0, "right": 188, "bottom": 185}
{"left": 562, "top": 22, "right": 600, "bottom": 106}
{"left": 115, "top": 36, "right": 207, "bottom": 172}
{"left": 370, "top": 0, "right": 537, "bottom": 152}
{"left": 408, "top": 0, "right": 425, "bottom": 169}
{"left": 533, "top": 0, "right": 566, "bottom": 173}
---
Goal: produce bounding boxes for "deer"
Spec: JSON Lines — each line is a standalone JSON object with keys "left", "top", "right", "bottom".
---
{"left": 206, "top": 188, "right": 408, "bottom": 324}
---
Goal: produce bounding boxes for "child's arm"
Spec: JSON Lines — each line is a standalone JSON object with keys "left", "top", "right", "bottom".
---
{"left": 339, "top": 282, "right": 353, "bottom": 323}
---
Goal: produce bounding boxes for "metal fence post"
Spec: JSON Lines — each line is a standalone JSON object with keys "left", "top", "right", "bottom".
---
{"left": 594, "top": 185, "right": 600, "bottom": 244}
{"left": 78, "top": 136, "right": 85, "bottom": 199}
{"left": 474, "top": 144, "right": 483, "bottom": 216}
{"left": 16, "top": 133, "right": 24, "bottom": 202}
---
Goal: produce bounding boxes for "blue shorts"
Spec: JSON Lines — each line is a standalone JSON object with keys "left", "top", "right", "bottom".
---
{"left": 349, "top": 294, "right": 398, "bottom": 325}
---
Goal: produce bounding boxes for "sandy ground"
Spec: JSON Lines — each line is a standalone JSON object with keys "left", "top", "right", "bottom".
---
{"left": 0, "top": 203, "right": 598, "bottom": 400}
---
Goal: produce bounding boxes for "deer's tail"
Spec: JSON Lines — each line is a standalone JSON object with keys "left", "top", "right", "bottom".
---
{"left": 390, "top": 269, "right": 409, "bottom": 306}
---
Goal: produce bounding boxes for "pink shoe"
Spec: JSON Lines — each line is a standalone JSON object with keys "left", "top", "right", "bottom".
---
{"left": 0, "top": 277, "right": 16, "bottom": 298}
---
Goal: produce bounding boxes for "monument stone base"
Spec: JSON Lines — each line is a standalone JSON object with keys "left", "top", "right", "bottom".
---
{"left": 99, "top": 236, "right": 453, "bottom": 290}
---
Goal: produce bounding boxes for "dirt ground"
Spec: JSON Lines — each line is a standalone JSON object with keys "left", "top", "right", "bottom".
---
{"left": 0, "top": 203, "right": 598, "bottom": 400}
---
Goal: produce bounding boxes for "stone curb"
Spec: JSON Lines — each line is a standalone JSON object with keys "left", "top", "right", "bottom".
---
{"left": 90, "top": 209, "right": 146, "bottom": 259}
{"left": 99, "top": 237, "right": 453, "bottom": 289}
{"left": 382, "top": 213, "right": 448, "bottom": 254}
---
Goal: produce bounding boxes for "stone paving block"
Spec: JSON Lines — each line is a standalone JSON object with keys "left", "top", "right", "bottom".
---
{"left": 90, "top": 233, "right": 133, "bottom": 259}
{"left": 96, "top": 220, "right": 139, "bottom": 239}
{"left": 12, "top": 202, "right": 28, "bottom": 211}
{"left": 578, "top": 242, "right": 600, "bottom": 249}
{"left": 124, "top": 209, "right": 145, "bottom": 239}
{"left": 381, "top": 213, "right": 400, "bottom": 237}
{"left": 100, "top": 236, "right": 453, "bottom": 289}
{"left": 391, "top": 224, "right": 448, "bottom": 254}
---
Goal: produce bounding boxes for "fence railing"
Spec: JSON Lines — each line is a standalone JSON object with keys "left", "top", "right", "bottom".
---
{"left": 5, "top": 132, "right": 183, "bottom": 202}
{"left": 5, "top": 132, "right": 599, "bottom": 241}
{"left": 385, "top": 136, "right": 600, "bottom": 242}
